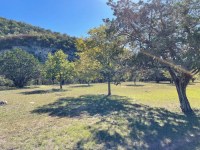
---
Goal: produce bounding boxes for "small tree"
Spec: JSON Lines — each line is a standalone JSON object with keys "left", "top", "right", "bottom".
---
{"left": 44, "top": 50, "right": 74, "bottom": 89}
{"left": 76, "top": 26, "right": 124, "bottom": 96}
{"left": 0, "top": 49, "right": 40, "bottom": 88}
{"left": 44, "top": 53, "right": 56, "bottom": 84}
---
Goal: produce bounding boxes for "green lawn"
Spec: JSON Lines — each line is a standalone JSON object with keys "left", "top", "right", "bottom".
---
{"left": 0, "top": 82, "right": 200, "bottom": 149}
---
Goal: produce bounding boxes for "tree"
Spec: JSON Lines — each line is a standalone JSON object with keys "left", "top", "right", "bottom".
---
{"left": 76, "top": 26, "right": 124, "bottom": 95}
{"left": 163, "top": 70, "right": 173, "bottom": 84}
{"left": 0, "top": 49, "right": 40, "bottom": 88}
{"left": 75, "top": 39, "right": 102, "bottom": 85}
{"left": 44, "top": 53, "right": 56, "bottom": 84}
{"left": 107, "top": 0, "right": 200, "bottom": 113}
{"left": 44, "top": 50, "right": 74, "bottom": 89}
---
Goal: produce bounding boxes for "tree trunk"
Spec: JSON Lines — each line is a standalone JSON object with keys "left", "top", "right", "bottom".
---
{"left": 14, "top": 78, "right": 25, "bottom": 88}
{"left": 134, "top": 78, "right": 136, "bottom": 85}
{"left": 156, "top": 80, "right": 160, "bottom": 83}
{"left": 174, "top": 80, "right": 192, "bottom": 113}
{"left": 107, "top": 75, "right": 111, "bottom": 96}
{"left": 60, "top": 81, "right": 63, "bottom": 89}
{"left": 36, "top": 79, "right": 39, "bottom": 85}
{"left": 59, "top": 74, "right": 63, "bottom": 90}
{"left": 168, "top": 69, "right": 193, "bottom": 113}
{"left": 52, "top": 79, "right": 55, "bottom": 84}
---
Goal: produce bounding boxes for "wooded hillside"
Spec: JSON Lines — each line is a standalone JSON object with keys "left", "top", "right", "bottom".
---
{"left": 0, "top": 17, "right": 77, "bottom": 61}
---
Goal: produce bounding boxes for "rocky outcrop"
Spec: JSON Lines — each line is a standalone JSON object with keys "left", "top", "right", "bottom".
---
{"left": 0, "top": 17, "right": 77, "bottom": 62}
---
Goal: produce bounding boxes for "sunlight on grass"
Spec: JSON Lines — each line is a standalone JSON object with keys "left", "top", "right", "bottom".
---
{"left": 0, "top": 82, "right": 200, "bottom": 149}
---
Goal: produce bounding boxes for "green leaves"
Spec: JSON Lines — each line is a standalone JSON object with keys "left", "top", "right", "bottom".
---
{"left": 44, "top": 50, "right": 74, "bottom": 83}
{"left": 75, "top": 25, "right": 126, "bottom": 86}
{"left": 0, "top": 49, "right": 40, "bottom": 87}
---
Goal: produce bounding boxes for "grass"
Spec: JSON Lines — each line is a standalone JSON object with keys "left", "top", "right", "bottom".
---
{"left": 0, "top": 82, "right": 200, "bottom": 149}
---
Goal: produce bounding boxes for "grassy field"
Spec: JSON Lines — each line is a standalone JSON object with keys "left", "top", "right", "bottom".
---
{"left": 0, "top": 82, "right": 200, "bottom": 150}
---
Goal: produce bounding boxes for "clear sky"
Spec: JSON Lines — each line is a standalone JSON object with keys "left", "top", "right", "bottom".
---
{"left": 0, "top": 0, "right": 114, "bottom": 37}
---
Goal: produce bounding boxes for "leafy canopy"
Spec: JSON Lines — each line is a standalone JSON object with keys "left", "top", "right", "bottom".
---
{"left": 44, "top": 50, "right": 74, "bottom": 83}
{"left": 0, "top": 49, "right": 40, "bottom": 87}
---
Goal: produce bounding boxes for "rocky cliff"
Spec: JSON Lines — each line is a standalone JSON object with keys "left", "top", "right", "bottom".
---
{"left": 0, "top": 17, "right": 77, "bottom": 61}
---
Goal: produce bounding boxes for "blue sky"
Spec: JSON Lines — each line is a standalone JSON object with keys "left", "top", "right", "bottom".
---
{"left": 0, "top": 0, "right": 114, "bottom": 37}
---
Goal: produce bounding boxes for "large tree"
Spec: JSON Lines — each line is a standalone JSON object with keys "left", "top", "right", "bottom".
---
{"left": 107, "top": 0, "right": 200, "bottom": 113}
{"left": 0, "top": 49, "right": 40, "bottom": 88}
{"left": 44, "top": 50, "right": 74, "bottom": 89}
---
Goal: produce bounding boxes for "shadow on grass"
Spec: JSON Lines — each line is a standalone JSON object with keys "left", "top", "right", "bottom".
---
{"left": 0, "top": 86, "right": 39, "bottom": 91}
{"left": 32, "top": 95, "right": 200, "bottom": 150}
{"left": 70, "top": 84, "right": 93, "bottom": 88}
{"left": 156, "top": 82, "right": 173, "bottom": 85}
{"left": 126, "top": 84, "right": 145, "bottom": 87}
{"left": 156, "top": 82, "right": 196, "bottom": 86}
{"left": 32, "top": 95, "right": 125, "bottom": 117}
{"left": 21, "top": 89, "right": 67, "bottom": 95}
{"left": 192, "top": 81, "right": 200, "bottom": 83}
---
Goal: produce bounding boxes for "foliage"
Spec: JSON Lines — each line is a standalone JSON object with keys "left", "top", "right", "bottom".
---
{"left": 75, "top": 38, "right": 102, "bottom": 85}
{"left": 140, "top": 68, "right": 172, "bottom": 83}
{"left": 0, "top": 75, "right": 13, "bottom": 87}
{"left": 87, "top": 26, "right": 124, "bottom": 78}
{"left": 44, "top": 50, "right": 74, "bottom": 89}
{"left": 0, "top": 49, "right": 40, "bottom": 88}
{"left": 107, "top": 0, "right": 200, "bottom": 113}
{"left": 76, "top": 26, "right": 125, "bottom": 95}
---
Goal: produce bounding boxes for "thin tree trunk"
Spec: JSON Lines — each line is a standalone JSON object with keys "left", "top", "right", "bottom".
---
{"left": 59, "top": 74, "right": 63, "bottom": 89}
{"left": 168, "top": 68, "right": 193, "bottom": 113}
{"left": 134, "top": 78, "right": 136, "bottom": 85}
{"left": 52, "top": 79, "right": 55, "bottom": 84}
{"left": 60, "top": 81, "right": 63, "bottom": 89}
{"left": 108, "top": 75, "right": 111, "bottom": 96}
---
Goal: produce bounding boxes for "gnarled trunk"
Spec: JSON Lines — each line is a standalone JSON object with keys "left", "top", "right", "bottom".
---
{"left": 174, "top": 79, "right": 192, "bottom": 113}
{"left": 168, "top": 68, "right": 193, "bottom": 113}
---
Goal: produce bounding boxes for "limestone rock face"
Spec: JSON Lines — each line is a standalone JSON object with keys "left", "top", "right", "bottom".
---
{"left": 13, "top": 46, "right": 54, "bottom": 62}
{"left": 1, "top": 45, "right": 76, "bottom": 62}
{"left": 0, "top": 17, "right": 77, "bottom": 62}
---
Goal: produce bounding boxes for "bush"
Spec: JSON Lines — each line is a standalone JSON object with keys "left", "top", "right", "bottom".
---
{"left": 0, "top": 76, "right": 13, "bottom": 86}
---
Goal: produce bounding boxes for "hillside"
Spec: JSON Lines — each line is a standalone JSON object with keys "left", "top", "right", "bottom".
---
{"left": 0, "top": 17, "right": 77, "bottom": 61}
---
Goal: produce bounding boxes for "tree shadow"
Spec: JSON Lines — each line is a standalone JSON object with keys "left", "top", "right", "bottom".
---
{"left": 75, "top": 130, "right": 125, "bottom": 150}
{"left": 70, "top": 84, "right": 93, "bottom": 88}
{"left": 192, "top": 81, "right": 200, "bottom": 83}
{"left": 155, "top": 82, "right": 175, "bottom": 86}
{"left": 21, "top": 89, "right": 68, "bottom": 95}
{"left": 126, "top": 84, "right": 145, "bottom": 87}
{"left": 188, "top": 83, "right": 196, "bottom": 85}
{"left": 32, "top": 95, "right": 200, "bottom": 149}
{"left": 0, "top": 86, "right": 39, "bottom": 91}
{"left": 32, "top": 95, "right": 126, "bottom": 117}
